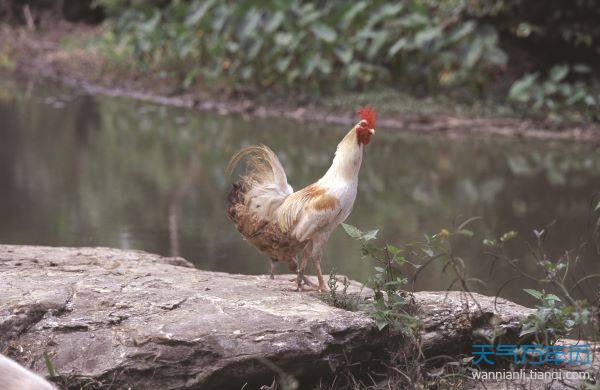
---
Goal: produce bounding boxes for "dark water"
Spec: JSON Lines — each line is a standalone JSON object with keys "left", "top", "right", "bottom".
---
{"left": 1, "top": 78, "right": 599, "bottom": 307}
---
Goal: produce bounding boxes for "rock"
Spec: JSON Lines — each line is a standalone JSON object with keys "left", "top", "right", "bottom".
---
{"left": 414, "top": 291, "right": 534, "bottom": 355}
{"left": 0, "top": 245, "right": 534, "bottom": 389}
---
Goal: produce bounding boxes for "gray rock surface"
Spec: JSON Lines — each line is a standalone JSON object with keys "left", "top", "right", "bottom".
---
{"left": 0, "top": 245, "right": 535, "bottom": 389}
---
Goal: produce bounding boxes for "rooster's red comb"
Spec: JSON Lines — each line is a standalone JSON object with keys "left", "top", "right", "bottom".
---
{"left": 358, "top": 106, "right": 376, "bottom": 128}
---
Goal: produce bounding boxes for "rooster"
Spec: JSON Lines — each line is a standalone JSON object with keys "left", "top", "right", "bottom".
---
{"left": 226, "top": 107, "right": 376, "bottom": 291}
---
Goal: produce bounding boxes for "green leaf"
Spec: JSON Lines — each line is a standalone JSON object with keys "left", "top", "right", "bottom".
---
{"left": 276, "top": 56, "right": 292, "bottom": 73}
{"left": 549, "top": 64, "right": 569, "bottom": 82}
{"left": 334, "top": 47, "right": 353, "bottom": 64}
{"left": 318, "top": 58, "right": 332, "bottom": 74}
{"left": 508, "top": 73, "right": 539, "bottom": 103}
{"left": 226, "top": 41, "right": 240, "bottom": 53}
{"left": 265, "top": 11, "right": 284, "bottom": 33}
{"left": 445, "top": 21, "right": 476, "bottom": 44}
{"left": 362, "top": 229, "right": 379, "bottom": 241}
{"left": 238, "top": 9, "right": 261, "bottom": 39}
{"left": 375, "top": 3, "right": 404, "bottom": 19}
{"left": 573, "top": 64, "right": 591, "bottom": 73}
{"left": 342, "top": 223, "right": 363, "bottom": 238}
{"left": 524, "top": 289, "right": 543, "bottom": 300}
{"left": 275, "top": 32, "right": 293, "bottom": 46}
{"left": 302, "top": 53, "right": 319, "bottom": 77}
{"left": 374, "top": 266, "right": 385, "bottom": 273}
{"left": 386, "top": 244, "right": 401, "bottom": 255}
{"left": 544, "top": 294, "right": 561, "bottom": 303}
{"left": 387, "top": 37, "right": 408, "bottom": 57}
{"left": 519, "top": 326, "right": 538, "bottom": 337}
{"left": 500, "top": 230, "right": 518, "bottom": 242}
{"left": 139, "top": 10, "right": 161, "bottom": 33}
{"left": 414, "top": 27, "right": 441, "bottom": 47}
{"left": 340, "top": 1, "right": 368, "bottom": 30}
{"left": 185, "top": 0, "right": 215, "bottom": 27}
{"left": 246, "top": 39, "right": 263, "bottom": 60}
{"left": 564, "top": 319, "right": 575, "bottom": 328}
{"left": 516, "top": 22, "right": 533, "bottom": 38}
{"left": 311, "top": 24, "right": 337, "bottom": 43}
{"left": 397, "top": 13, "right": 428, "bottom": 28}
{"left": 483, "top": 47, "right": 508, "bottom": 65}
{"left": 366, "top": 31, "right": 388, "bottom": 59}
{"left": 286, "top": 69, "right": 300, "bottom": 83}
{"left": 240, "top": 66, "right": 253, "bottom": 80}
{"left": 464, "top": 38, "right": 483, "bottom": 68}
{"left": 483, "top": 238, "right": 497, "bottom": 247}
{"left": 366, "top": 3, "right": 403, "bottom": 28}
{"left": 375, "top": 318, "right": 388, "bottom": 330}
{"left": 44, "top": 351, "right": 56, "bottom": 377}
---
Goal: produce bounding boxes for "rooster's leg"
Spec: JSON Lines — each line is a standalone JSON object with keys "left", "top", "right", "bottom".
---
{"left": 303, "top": 236, "right": 328, "bottom": 292}
{"left": 296, "top": 250, "right": 311, "bottom": 291}
{"left": 311, "top": 254, "right": 326, "bottom": 292}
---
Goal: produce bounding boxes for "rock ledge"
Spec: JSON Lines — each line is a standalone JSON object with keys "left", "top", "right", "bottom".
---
{"left": 1, "top": 245, "right": 533, "bottom": 389}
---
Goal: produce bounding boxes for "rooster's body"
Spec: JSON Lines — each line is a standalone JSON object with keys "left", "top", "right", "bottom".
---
{"left": 227, "top": 108, "right": 376, "bottom": 291}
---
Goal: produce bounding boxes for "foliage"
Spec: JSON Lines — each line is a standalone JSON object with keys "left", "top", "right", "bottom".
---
{"left": 341, "top": 218, "right": 491, "bottom": 335}
{"left": 520, "top": 289, "right": 587, "bottom": 345}
{"left": 93, "top": 0, "right": 507, "bottom": 95}
{"left": 43, "top": 351, "right": 55, "bottom": 378}
{"left": 342, "top": 217, "right": 599, "bottom": 385}
{"left": 508, "top": 64, "right": 599, "bottom": 121}
{"left": 90, "top": 0, "right": 600, "bottom": 121}
{"left": 341, "top": 217, "right": 515, "bottom": 334}
{"left": 342, "top": 217, "right": 599, "bottom": 347}
{"left": 321, "top": 267, "right": 357, "bottom": 311}
{"left": 484, "top": 221, "right": 599, "bottom": 353}
{"left": 342, "top": 223, "right": 419, "bottom": 333}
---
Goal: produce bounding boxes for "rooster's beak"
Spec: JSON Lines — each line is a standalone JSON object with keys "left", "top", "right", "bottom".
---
{"left": 369, "top": 129, "right": 375, "bottom": 135}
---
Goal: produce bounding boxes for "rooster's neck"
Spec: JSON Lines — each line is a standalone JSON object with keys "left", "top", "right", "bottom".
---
{"left": 321, "top": 129, "right": 363, "bottom": 183}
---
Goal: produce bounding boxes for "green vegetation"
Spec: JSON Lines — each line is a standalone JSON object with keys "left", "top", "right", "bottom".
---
{"left": 92, "top": 0, "right": 600, "bottom": 121}
{"left": 342, "top": 223, "right": 418, "bottom": 334}
{"left": 43, "top": 351, "right": 55, "bottom": 378}
{"left": 331, "top": 217, "right": 599, "bottom": 388}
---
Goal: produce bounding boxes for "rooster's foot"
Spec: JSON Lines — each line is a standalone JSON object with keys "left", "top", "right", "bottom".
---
{"left": 289, "top": 276, "right": 316, "bottom": 286}
{"left": 291, "top": 275, "right": 318, "bottom": 291}
{"left": 296, "top": 283, "right": 328, "bottom": 292}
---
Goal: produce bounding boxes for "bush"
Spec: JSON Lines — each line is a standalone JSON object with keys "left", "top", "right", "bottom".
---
{"left": 94, "top": 0, "right": 507, "bottom": 95}
{"left": 92, "top": 0, "right": 600, "bottom": 120}
{"left": 508, "top": 64, "right": 599, "bottom": 121}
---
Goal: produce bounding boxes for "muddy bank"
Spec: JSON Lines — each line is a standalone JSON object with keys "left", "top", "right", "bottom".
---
{"left": 1, "top": 23, "right": 599, "bottom": 142}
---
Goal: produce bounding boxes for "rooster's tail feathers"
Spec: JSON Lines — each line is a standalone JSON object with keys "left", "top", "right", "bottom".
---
{"left": 226, "top": 145, "right": 292, "bottom": 220}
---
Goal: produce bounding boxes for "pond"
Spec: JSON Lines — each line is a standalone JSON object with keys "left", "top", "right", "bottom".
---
{"left": 1, "top": 77, "right": 599, "bottom": 307}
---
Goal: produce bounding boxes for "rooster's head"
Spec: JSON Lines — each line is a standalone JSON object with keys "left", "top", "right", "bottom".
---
{"left": 356, "top": 106, "right": 376, "bottom": 145}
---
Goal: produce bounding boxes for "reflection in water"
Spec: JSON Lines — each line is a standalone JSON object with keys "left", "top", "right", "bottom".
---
{"left": 168, "top": 153, "right": 201, "bottom": 257}
{"left": 0, "top": 78, "right": 599, "bottom": 307}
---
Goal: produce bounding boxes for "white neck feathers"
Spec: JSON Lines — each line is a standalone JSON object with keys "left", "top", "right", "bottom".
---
{"left": 321, "top": 128, "right": 363, "bottom": 182}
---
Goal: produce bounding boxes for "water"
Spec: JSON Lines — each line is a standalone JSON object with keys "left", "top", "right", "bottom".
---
{"left": 1, "top": 77, "right": 599, "bottom": 307}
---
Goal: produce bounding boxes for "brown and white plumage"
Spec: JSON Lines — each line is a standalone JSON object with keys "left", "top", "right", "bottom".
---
{"left": 227, "top": 107, "right": 376, "bottom": 290}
